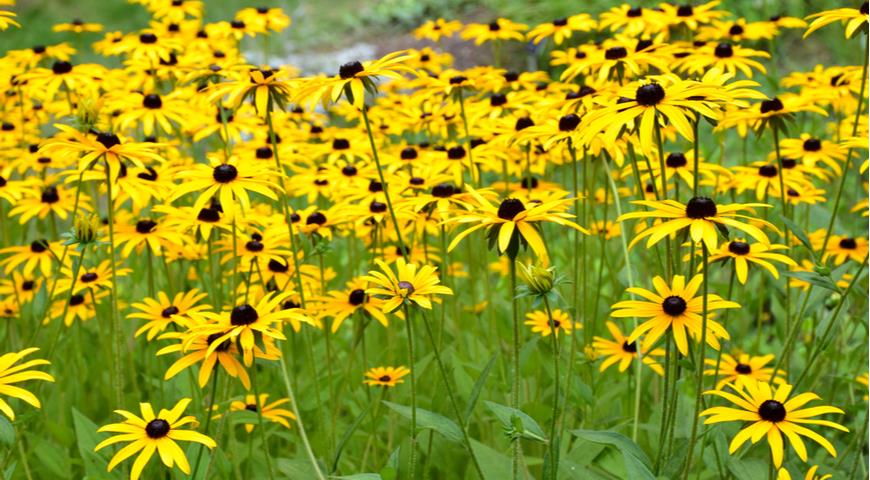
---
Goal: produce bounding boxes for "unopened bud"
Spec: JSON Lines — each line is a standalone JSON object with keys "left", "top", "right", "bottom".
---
{"left": 73, "top": 213, "right": 100, "bottom": 244}
{"left": 518, "top": 263, "right": 554, "bottom": 295}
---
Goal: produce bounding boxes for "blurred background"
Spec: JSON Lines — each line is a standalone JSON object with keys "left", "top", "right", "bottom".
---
{"left": 1, "top": 0, "right": 860, "bottom": 75}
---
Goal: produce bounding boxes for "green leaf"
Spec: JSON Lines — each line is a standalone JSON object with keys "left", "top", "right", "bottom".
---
{"left": 484, "top": 401, "right": 547, "bottom": 443}
{"left": 780, "top": 215, "right": 816, "bottom": 262}
{"left": 0, "top": 416, "right": 14, "bottom": 446}
{"left": 332, "top": 403, "right": 372, "bottom": 472}
{"left": 71, "top": 408, "right": 113, "bottom": 479}
{"left": 382, "top": 401, "right": 463, "bottom": 443}
{"left": 470, "top": 439, "right": 513, "bottom": 479}
{"left": 571, "top": 429, "right": 654, "bottom": 480}
{"left": 782, "top": 270, "right": 839, "bottom": 292}
{"left": 335, "top": 474, "right": 382, "bottom": 480}
{"left": 463, "top": 355, "right": 497, "bottom": 422}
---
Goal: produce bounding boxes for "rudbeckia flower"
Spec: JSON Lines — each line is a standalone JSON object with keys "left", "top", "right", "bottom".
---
{"left": 611, "top": 274, "right": 739, "bottom": 355}
{"left": 701, "top": 379, "right": 847, "bottom": 467}
{"left": 362, "top": 258, "right": 452, "bottom": 313}
{"left": 619, "top": 197, "right": 771, "bottom": 251}
{"left": 0, "top": 348, "right": 54, "bottom": 420}
{"left": 524, "top": 308, "right": 580, "bottom": 337}
{"left": 804, "top": 4, "right": 869, "bottom": 38}
{"left": 526, "top": 14, "right": 596, "bottom": 45}
{"left": 364, "top": 366, "right": 411, "bottom": 387}
{"left": 706, "top": 239, "right": 797, "bottom": 284}
{"left": 704, "top": 353, "right": 785, "bottom": 390}
{"left": 414, "top": 18, "right": 462, "bottom": 42}
{"left": 593, "top": 321, "right": 665, "bottom": 376}
{"left": 95, "top": 398, "right": 216, "bottom": 480}
{"left": 461, "top": 18, "right": 528, "bottom": 45}
{"left": 39, "top": 125, "right": 165, "bottom": 180}
{"left": 227, "top": 394, "right": 296, "bottom": 432}
{"left": 128, "top": 289, "right": 211, "bottom": 340}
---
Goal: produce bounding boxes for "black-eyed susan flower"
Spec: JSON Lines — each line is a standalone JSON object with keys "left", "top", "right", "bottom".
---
{"left": 593, "top": 321, "right": 664, "bottom": 376}
{"left": 777, "top": 465, "right": 832, "bottom": 480}
{"left": 0, "top": 239, "right": 61, "bottom": 277}
{"left": 524, "top": 309, "right": 580, "bottom": 337}
{"left": 619, "top": 197, "right": 770, "bottom": 251}
{"left": 461, "top": 18, "right": 527, "bottom": 45}
{"left": 113, "top": 217, "right": 185, "bottom": 258}
{"left": 207, "top": 67, "right": 294, "bottom": 116}
{"left": 39, "top": 126, "right": 165, "bottom": 180}
{"left": 364, "top": 366, "right": 411, "bottom": 387}
{"left": 8, "top": 183, "right": 91, "bottom": 224}
{"left": 50, "top": 290, "right": 106, "bottom": 326}
{"left": 779, "top": 134, "right": 847, "bottom": 174}
{"left": 315, "top": 279, "right": 391, "bottom": 332}
{"left": 704, "top": 353, "right": 785, "bottom": 389}
{"left": 814, "top": 232, "right": 868, "bottom": 265}
{"left": 128, "top": 290, "right": 211, "bottom": 340}
{"left": 227, "top": 394, "right": 295, "bottom": 432}
{"left": 527, "top": 14, "right": 596, "bottom": 45}
{"left": 362, "top": 258, "right": 452, "bottom": 313}
{"left": 168, "top": 156, "right": 279, "bottom": 219}
{"left": 414, "top": 18, "right": 462, "bottom": 42}
{"left": 611, "top": 274, "right": 739, "bottom": 355}
{"left": 190, "top": 292, "right": 311, "bottom": 366}
{"left": 804, "top": 4, "right": 869, "bottom": 38}
{"left": 0, "top": 348, "right": 54, "bottom": 420}
{"left": 706, "top": 239, "right": 797, "bottom": 284}
{"left": 95, "top": 398, "right": 216, "bottom": 480}
{"left": 701, "top": 379, "right": 847, "bottom": 467}
{"left": 445, "top": 187, "right": 587, "bottom": 259}
{"left": 53, "top": 18, "right": 102, "bottom": 33}
{"left": 55, "top": 260, "right": 131, "bottom": 296}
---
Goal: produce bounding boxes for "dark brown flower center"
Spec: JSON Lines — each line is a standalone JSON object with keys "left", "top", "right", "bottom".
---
{"left": 397, "top": 281, "right": 415, "bottom": 295}
{"left": 662, "top": 296, "right": 688, "bottom": 316}
{"left": 338, "top": 61, "right": 364, "bottom": 79}
{"left": 758, "top": 165, "right": 778, "bottom": 177}
{"left": 635, "top": 83, "right": 665, "bottom": 106}
{"left": 207, "top": 333, "right": 232, "bottom": 352}
{"left": 622, "top": 341, "right": 638, "bottom": 353}
{"left": 212, "top": 164, "right": 238, "bottom": 183}
{"left": 447, "top": 146, "right": 466, "bottom": 160}
{"left": 143, "top": 94, "right": 162, "bottom": 109}
{"left": 666, "top": 152, "right": 687, "bottom": 168}
{"left": 515, "top": 117, "right": 534, "bottom": 131}
{"left": 139, "top": 33, "right": 158, "bottom": 44}
{"left": 161, "top": 306, "right": 179, "bottom": 318}
{"left": 332, "top": 138, "right": 350, "bottom": 150}
{"left": 735, "top": 363, "right": 752, "bottom": 374}
{"left": 728, "top": 24, "right": 744, "bottom": 36}
{"left": 839, "top": 237, "right": 857, "bottom": 249}
{"left": 30, "top": 240, "right": 48, "bottom": 253}
{"left": 605, "top": 46, "right": 627, "bottom": 60}
{"left": 685, "top": 196, "right": 717, "bottom": 219}
{"left": 369, "top": 201, "right": 387, "bottom": 213}
{"left": 559, "top": 114, "right": 580, "bottom": 132}
{"left": 256, "top": 146, "right": 273, "bottom": 159}
{"left": 197, "top": 207, "right": 220, "bottom": 222}
{"left": 714, "top": 43, "right": 733, "bottom": 58}
{"left": 348, "top": 289, "right": 366, "bottom": 305}
{"left": 378, "top": 375, "right": 392, "bottom": 382}
{"left": 52, "top": 61, "right": 73, "bottom": 74}
{"left": 136, "top": 219, "right": 157, "bottom": 234}
{"left": 497, "top": 198, "right": 525, "bottom": 221}
{"left": 306, "top": 212, "right": 327, "bottom": 225}
{"left": 69, "top": 294, "right": 85, "bottom": 306}
{"left": 677, "top": 4, "right": 694, "bottom": 16}
{"left": 96, "top": 132, "right": 121, "bottom": 149}
{"left": 41, "top": 186, "right": 60, "bottom": 203}
{"left": 760, "top": 97, "right": 784, "bottom": 113}
{"left": 80, "top": 272, "right": 98, "bottom": 283}
{"left": 728, "top": 241, "right": 751, "bottom": 255}
{"left": 758, "top": 400, "right": 786, "bottom": 422}
{"left": 553, "top": 17, "right": 568, "bottom": 26}
{"left": 230, "top": 304, "right": 258, "bottom": 326}
{"left": 802, "top": 138, "right": 821, "bottom": 151}
{"left": 145, "top": 419, "right": 170, "bottom": 438}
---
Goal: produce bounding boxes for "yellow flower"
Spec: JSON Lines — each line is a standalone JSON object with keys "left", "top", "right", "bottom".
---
{"left": 701, "top": 379, "right": 847, "bottom": 468}
{"left": 0, "top": 348, "right": 54, "bottom": 420}
{"left": 364, "top": 366, "right": 412, "bottom": 387}
{"left": 95, "top": 398, "right": 216, "bottom": 480}
{"left": 704, "top": 353, "right": 785, "bottom": 390}
{"left": 524, "top": 309, "right": 580, "bottom": 337}
{"left": 611, "top": 274, "right": 739, "bottom": 356}
{"left": 593, "top": 321, "right": 665, "bottom": 376}
{"left": 362, "top": 258, "right": 452, "bottom": 313}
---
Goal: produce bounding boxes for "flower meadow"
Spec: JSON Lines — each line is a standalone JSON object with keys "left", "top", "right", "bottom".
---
{"left": 0, "top": 0, "right": 868, "bottom": 479}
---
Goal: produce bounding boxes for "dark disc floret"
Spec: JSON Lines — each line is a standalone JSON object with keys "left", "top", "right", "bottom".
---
{"left": 839, "top": 237, "right": 857, "bottom": 249}
{"left": 605, "top": 46, "right": 627, "bottom": 60}
{"left": 728, "top": 24, "right": 744, "bottom": 36}
{"left": 758, "top": 399, "right": 786, "bottom": 422}
{"left": 143, "top": 94, "right": 162, "bottom": 109}
{"left": 677, "top": 4, "right": 694, "bottom": 16}
{"left": 685, "top": 196, "right": 718, "bottom": 219}
{"left": 22, "top": 281, "right": 34, "bottom": 291}
{"left": 627, "top": 6, "right": 643, "bottom": 17}
{"left": 431, "top": 183, "right": 456, "bottom": 198}
{"left": 41, "top": 186, "right": 60, "bottom": 204}
{"left": 622, "top": 341, "right": 638, "bottom": 353}
{"left": 338, "top": 61, "right": 364, "bottom": 79}
{"left": 735, "top": 363, "right": 752, "bottom": 374}
{"left": 397, "top": 281, "right": 415, "bottom": 295}
{"left": 145, "top": 419, "right": 170, "bottom": 438}
{"left": 781, "top": 158, "right": 797, "bottom": 169}
{"left": 245, "top": 239, "right": 264, "bottom": 252}
{"left": 207, "top": 333, "right": 232, "bottom": 352}
{"left": 447, "top": 146, "right": 466, "bottom": 160}
{"left": 758, "top": 164, "right": 778, "bottom": 177}
{"left": 488, "top": 21, "right": 501, "bottom": 31}
{"left": 802, "top": 138, "right": 821, "bottom": 151}
{"left": 635, "top": 83, "right": 665, "bottom": 106}
{"left": 400, "top": 147, "right": 418, "bottom": 160}
{"left": 559, "top": 114, "right": 580, "bottom": 132}
{"left": 662, "top": 295, "right": 688, "bottom": 316}
{"left": 342, "top": 164, "right": 358, "bottom": 176}
{"left": 490, "top": 93, "right": 507, "bottom": 107}
{"left": 548, "top": 318, "right": 562, "bottom": 329}
{"left": 348, "top": 289, "right": 366, "bottom": 305}
{"left": 409, "top": 177, "right": 425, "bottom": 186}
{"left": 728, "top": 241, "right": 751, "bottom": 255}
{"left": 197, "top": 207, "right": 220, "bottom": 222}
{"left": 368, "top": 180, "right": 383, "bottom": 192}
{"left": 32, "top": 45, "right": 46, "bottom": 54}
{"left": 369, "top": 201, "right": 387, "bottom": 213}
{"left": 503, "top": 71, "right": 519, "bottom": 82}
{"left": 714, "top": 43, "right": 734, "bottom": 58}
{"left": 520, "top": 177, "right": 539, "bottom": 189}
{"left": 80, "top": 272, "right": 98, "bottom": 282}
{"left": 230, "top": 304, "right": 259, "bottom": 326}
{"left": 52, "top": 60, "right": 73, "bottom": 74}
{"left": 139, "top": 33, "right": 158, "bottom": 44}
{"left": 862, "top": 1, "right": 869, "bottom": 15}
{"left": 332, "top": 138, "right": 350, "bottom": 150}
{"left": 306, "top": 212, "right": 327, "bottom": 225}
{"left": 636, "top": 39, "right": 653, "bottom": 52}
{"left": 267, "top": 259, "right": 289, "bottom": 273}
{"left": 255, "top": 146, "right": 273, "bottom": 159}
{"left": 212, "top": 164, "right": 238, "bottom": 183}
{"left": 449, "top": 75, "right": 467, "bottom": 85}
{"left": 666, "top": 152, "right": 687, "bottom": 168}
{"left": 96, "top": 132, "right": 121, "bottom": 149}
{"left": 161, "top": 305, "right": 179, "bottom": 318}
{"left": 30, "top": 240, "right": 48, "bottom": 253}
{"left": 69, "top": 294, "right": 85, "bottom": 306}
{"left": 230, "top": 20, "right": 245, "bottom": 29}
{"left": 135, "top": 219, "right": 157, "bottom": 234}
{"left": 497, "top": 198, "right": 525, "bottom": 221}
{"left": 515, "top": 117, "right": 534, "bottom": 131}
{"left": 138, "top": 167, "right": 158, "bottom": 181}
{"left": 552, "top": 17, "right": 568, "bottom": 26}
{"left": 378, "top": 375, "right": 392, "bottom": 382}
{"left": 760, "top": 97, "right": 784, "bottom": 114}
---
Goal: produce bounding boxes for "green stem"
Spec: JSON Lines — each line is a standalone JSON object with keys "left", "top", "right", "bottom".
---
{"left": 250, "top": 359, "right": 275, "bottom": 480}
{"left": 191, "top": 369, "right": 220, "bottom": 479}
{"left": 682, "top": 244, "right": 709, "bottom": 478}
{"left": 509, "top": 258, "right": 520, "bottom": 480}
{"left": 403, "top": 304, "right": 418, "bottom": 479}
{"left": 104, "top": 157, "right": 124, "bottom": 407}
{"left": 543, "top": 298, "right": 560, "bottom": 480}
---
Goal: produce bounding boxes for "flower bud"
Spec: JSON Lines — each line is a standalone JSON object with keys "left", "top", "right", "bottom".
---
{"left": 73, "top": 213, "right": 100, "bottom": 244}
{"left": 75, "top": 96, "right": 101, "bottom": 132}
{"left": 518, "top": 263, "right": 554, "bottom": 295}
{"left": 813, "top": 263, "right": 831, "bottom": 277}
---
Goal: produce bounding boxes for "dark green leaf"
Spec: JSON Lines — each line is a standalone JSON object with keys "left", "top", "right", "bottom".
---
{"left": 484, "top": 401, "right": 547, "bottom": 442}
{"left": 464, "top": 354, "right": 497, "bottom": 422}
{"left": 780, "top": 215, "right": 815, "bottom": 262}
{"left": 783, "top": 270, "right": 839, "bottom": 292}
{"left": 332, "top": 403, "right": 372, "bottom": 472}
{"left": 71, "top": 408, "right": 113, "bottom": 479}
{"left": 571, "top": 429, "right": 654, "bottom": 480}
{"left": 0, "top": 416, "right": 14, "bottom": 446}
{"left": 382, "top": 401, "right": 463, "bottom": 443}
